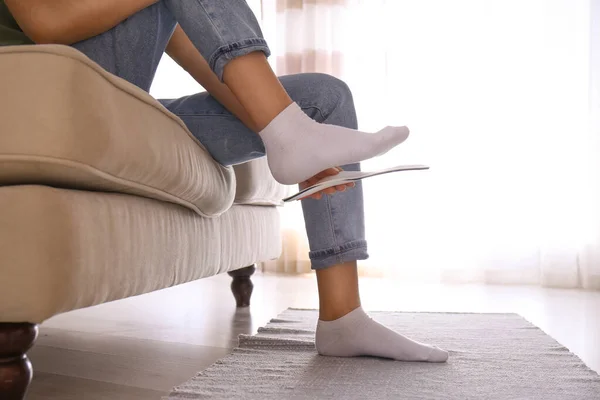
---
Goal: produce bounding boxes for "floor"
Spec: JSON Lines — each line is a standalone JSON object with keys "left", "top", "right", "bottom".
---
{"left": 27, "top": 273, "right": 600, "bottom": 399}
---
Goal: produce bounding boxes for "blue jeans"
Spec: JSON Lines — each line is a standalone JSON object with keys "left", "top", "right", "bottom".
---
{"left": 72, "top": 0, "right": 368, "bottom": 270}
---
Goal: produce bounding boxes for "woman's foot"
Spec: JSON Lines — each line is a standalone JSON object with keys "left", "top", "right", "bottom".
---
{"left": 259, "top": 103, "right": 410, "bottom": 185}
{"left": 315, "top": 306, "right": 448, "bottom": 362}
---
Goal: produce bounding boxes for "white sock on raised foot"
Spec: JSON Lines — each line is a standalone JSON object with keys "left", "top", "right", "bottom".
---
{"left": 258, "top": 103, "right": 410, "bottom": 185}
{"left": 315, "top": 307, "right": 448, "bottom": 362}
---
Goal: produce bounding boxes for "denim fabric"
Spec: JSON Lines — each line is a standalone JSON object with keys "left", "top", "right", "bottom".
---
{"left": 164, "top": 0, "right": 270, "bottom": 81}
{"left": 71, "top": 1, "right": 368, "bottom": 270}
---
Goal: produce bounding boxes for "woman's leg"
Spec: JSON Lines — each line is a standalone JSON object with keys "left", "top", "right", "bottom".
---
{"left": 292, "top": 75, "right": 448, "bottom": 363}
{"left": 162, "top": 0, "right": 411, "bottom": 185}
{"left": 70, "top": 2, "right": 176, "bottom": 92}
{"left": 163, "top": 73, "right": 448, "bottom": 362}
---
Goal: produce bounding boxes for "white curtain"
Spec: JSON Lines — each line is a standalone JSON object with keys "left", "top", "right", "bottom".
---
{"left": 258, "top": 0, "right": 600, "bottom": 289}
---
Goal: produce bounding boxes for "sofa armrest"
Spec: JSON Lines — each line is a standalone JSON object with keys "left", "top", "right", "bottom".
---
{"left": 233, "top": 157, "right": 289, "bottom": 206}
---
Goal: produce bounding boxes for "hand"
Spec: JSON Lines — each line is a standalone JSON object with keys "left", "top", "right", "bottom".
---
{"left": 298, "top": 167, "right": 355, "bottom": 201}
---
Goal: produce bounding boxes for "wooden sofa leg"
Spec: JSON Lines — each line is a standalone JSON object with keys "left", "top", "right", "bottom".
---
{"left": 0, "top": 323, "right": 38, "bottom": 400}
{"left": 228, "top": 265, "right": 256, "bottom": 308}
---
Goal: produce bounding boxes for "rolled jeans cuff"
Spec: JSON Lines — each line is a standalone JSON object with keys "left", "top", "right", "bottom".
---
{"left": 309, "top": 239, "right": 369, "bottom": 270}
{"left": 209, "top": 38, "right": 271, "bottom": 81}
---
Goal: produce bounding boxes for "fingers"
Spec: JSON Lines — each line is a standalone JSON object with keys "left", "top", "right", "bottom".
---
{"left": 301, "top": 168, "right": 339, "bottom": 190}
{"left": 320, "top": 167, "right": 340, "bottom": 177}
{"left": 318, "top": 167, "right": 341, "bottom": 179}
{"left": 306, "top": 185, "right": 343, "bottom": 200}
{"left": 298, "top": 169, "right": 354, "bottom": 201}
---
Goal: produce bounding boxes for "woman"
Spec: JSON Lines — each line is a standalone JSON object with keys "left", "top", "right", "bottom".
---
{"left": 1, "top": 0, "right": 447, "bottom": 362}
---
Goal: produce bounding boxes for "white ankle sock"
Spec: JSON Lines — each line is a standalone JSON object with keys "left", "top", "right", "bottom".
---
{"left": 258, "top": 103, "right": 410, "bottom": 185}
{"left": 315, "top": 307, "right": 448, "bottom": 362}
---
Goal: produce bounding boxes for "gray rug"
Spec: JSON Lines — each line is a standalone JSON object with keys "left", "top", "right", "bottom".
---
{"left": 166, "top": 309, "right": 600, "bottom": 399}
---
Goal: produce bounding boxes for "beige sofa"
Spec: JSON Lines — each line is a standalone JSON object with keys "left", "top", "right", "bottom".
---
{"left": 0, "top": 45, "right": 286, "bottom": 399}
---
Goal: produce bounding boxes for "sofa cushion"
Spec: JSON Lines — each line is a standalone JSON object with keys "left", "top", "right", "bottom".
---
{"left": 0, "top": 185, "right": 282, "bottom": 324}
{"left": 0, "top": 44, "right": 236, "bottom": 217}
{"left": 233, "top": 157, "right": 290, "bottom": 206}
